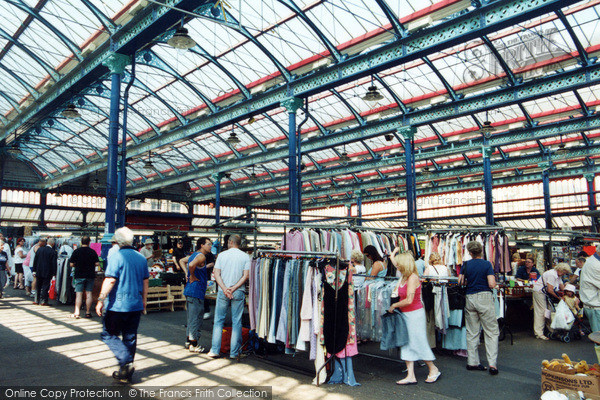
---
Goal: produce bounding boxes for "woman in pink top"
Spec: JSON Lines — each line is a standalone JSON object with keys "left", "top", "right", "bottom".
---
{"left": 389, "top": 250, "right": 441, "bottom": 385}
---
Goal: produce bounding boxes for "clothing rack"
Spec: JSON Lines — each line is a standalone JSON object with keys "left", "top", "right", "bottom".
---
{"left": 353, "top": 273, "right": 398, "bottom": 281}
{"left": 255, "top": 249, "right": 341, "bottom": 386}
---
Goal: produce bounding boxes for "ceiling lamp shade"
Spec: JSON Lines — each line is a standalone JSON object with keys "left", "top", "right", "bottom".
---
{"left": 143, "top": 159, "right": 155, "bottom": 173}
{"left": 61, "top": 104, "right": 80, "bottom": 119}
{"left": 226, "top": 131, "right": 241, "bottom": 144}
{"left": 249, "top": 172, "right": 259, "bottom": 181}
{"left": 480, "top": 120, "right": 496, "bottom": 138}
{"left": 339, "top": 151, "right": 351, "bottom": 165}
{"left": 363, "top": 85, "right": 384, "bottom": 102}
{"left": 91, "top": 177, "right": 100, "bottom": 190}
{"left": 7, "top": 145, "right": 22, "bottom": 155}
{"left": 384, "top": 134, "right": 394, "bottom": 142}
{"left": 167, "top": 27, "right": 196, "bottom": 50}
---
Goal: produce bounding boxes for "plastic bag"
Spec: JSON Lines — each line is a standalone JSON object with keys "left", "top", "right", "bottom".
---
{"left": 49, "top": 278, "right": 56, "bottom": 300}
{"left": 550, "top": 300, "right": 575, "bottom": 330}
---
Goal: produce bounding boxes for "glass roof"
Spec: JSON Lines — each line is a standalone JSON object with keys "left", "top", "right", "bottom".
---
{"left": 1, "top": 0, "right": 600, "bottom": 210}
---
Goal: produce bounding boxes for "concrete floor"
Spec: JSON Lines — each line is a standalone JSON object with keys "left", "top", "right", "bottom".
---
{"left": 0, "top": 287, "right": 597, "bottom": 400}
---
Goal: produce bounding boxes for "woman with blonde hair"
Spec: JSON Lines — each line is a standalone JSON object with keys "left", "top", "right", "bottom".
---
{"left": 532, "top": 263, "right": 570, "bottom": 340}
{"left": 389, "top": 248, "right": 440, "bottom": 385}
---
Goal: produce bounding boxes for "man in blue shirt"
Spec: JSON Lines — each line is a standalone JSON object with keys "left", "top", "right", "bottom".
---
{"left": 181, "top": 238, "right": 209, "bottom": 352}
{"left": 95, "top": 227, "right": 149, "bottom": 383}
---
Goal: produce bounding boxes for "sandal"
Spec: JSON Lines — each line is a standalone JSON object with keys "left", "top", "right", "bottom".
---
{"left": 425, "top": 371, "right": 441, "bottom": 383}
{"left": 69, "top": 314, "right": 80, "bottom": 319}
{"left": 396, "top": 379, "right": 417, "bottom": 385}
{"left": 84, "top": 313, "right": 92, "bottom": 318}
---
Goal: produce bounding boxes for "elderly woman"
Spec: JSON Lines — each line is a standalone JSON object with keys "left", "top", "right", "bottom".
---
{"left": 459, "top": 241, "right": 499, "bottom": 375}
{"left": 389, "top": 249, "right": 440, "bottom": 385}
{"left": 532, "top": 263, "right": 571, "bottom": 340}
{"left": 350, "top": 250, "right": 366, "bottom": 288}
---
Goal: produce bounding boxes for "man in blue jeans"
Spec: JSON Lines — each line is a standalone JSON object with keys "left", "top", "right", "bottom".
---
{"left": 96, "top": 227, "right": 149, "bottom": 383}
{"left": 207, "top": 234, "right": 250, "bottom": 359}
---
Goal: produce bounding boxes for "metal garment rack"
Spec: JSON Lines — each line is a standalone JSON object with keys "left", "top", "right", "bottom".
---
{"left": 254, "top": 249, "right": 340, "bottom": 386}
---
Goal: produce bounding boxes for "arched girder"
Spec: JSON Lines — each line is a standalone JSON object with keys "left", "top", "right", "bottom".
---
{"left": 218, "top": 9, "right": 292, "bottom": 82}
{"left": 135, "top": 50, "right": 217, "bottom": 112}
{"left": 262, "top": 113, "right": 289, "bottom": 138}
{"left": 190, "top": 139, "right": 219, "bottom": 164}
{"left": 71, "top": 96, "right": 110, "bottom": 119}
{"left": 517, "top": 103, "right": 535, "bottom": 127}
{"left": 34, "top": 138, "right": 77, "bottom": 171}
{"left": 234, "top": 122, "right": 267, "bottom": 152}
{"left": 429, "top": 124, "right": 448, "bottom": 146}
{"left": 122, "top": 72, "right": 187, "bottom": 125}
{"left": 40, "top": 122, "right": 95, "bottom": 164}
{"left": 127, "top": 166, "right": 150, "bottom": 185}
{"left": 23, "top": 143, "right": 65, "bottom": 175}
{"left": 330, "top": 89, "right": 377, "bottom": 159}
{"left": 573, "top": 90, "right": 591, "bottom": 116}
{"left": 0, "top": 63, "right": 40, "bottom": 98}
{"left": 79, "top": 0, "right": 117, "bottom": 34}
{"left": 276, "top": 0, "right": 343, "bottom": 62}
{"left": 188, "top": 45, "right": 251, "bottom": 99}
{"left": 421, "top": 56, "right": 460, "bottom": 101}
{"left": 304, "top": 153, "right": 322, "bottom": 171}
{"left": 259, "top": 165, "right": 275, "bottom": 179}
{"left": 12, "top": 150, "right": 53, "bottom": 178}
{"left": 555, "top": 9, "right": 592, "bottom": 67}
{"left": 0, "top": 26, "right": 60, "bottom": 81}
{"left": 300, "top": 108, "right": 329, "bottom": 135}
{"left": 330, "top": 88, "right": 364, "bottom": 125}
{"left": 0, "top": 90, "right": 20, "bottom": 111}
{"left": 373, "top": 74, "right": 408, "bottom": 113}
{"left": 7, "top": 0, "right": 83, "bottom": 62}
{"left": 481, "top": 35, "right": 517, "bottom": 85}
{"left": 373, "top": 0, "right": 407, "bottom": 38}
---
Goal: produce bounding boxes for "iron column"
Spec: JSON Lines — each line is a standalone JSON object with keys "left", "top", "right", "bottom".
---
{"left": 585, "top": 173, "right": 598, "bottom": 232}
{"left": 282, "top": 97, "right": 303, "bottom": 223}
{"left": 482, "top": 143, "right": 495, "bottom": 225}
{"left": 401, "top": 126, "right": 417, "bottom": 228}
{"left": 101, "top": 52, "right": 130, "bottom": 258}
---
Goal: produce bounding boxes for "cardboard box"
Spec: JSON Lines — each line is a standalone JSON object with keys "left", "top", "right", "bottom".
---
{"left": 541, "top": 369, "right": 600, "bottom": 395}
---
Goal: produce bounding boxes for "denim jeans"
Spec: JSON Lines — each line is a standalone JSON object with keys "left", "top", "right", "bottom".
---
{"left": 101, "top": 310, "right": 142, "bottom": 367}
{"left": 186, "top": 297, "right": 204, "bottom": 341}
{"left": 0, "top": 271, "right": 6, "bottom": 296}
{"left": 210, "top": 290, "right": 245, "bottom": 357}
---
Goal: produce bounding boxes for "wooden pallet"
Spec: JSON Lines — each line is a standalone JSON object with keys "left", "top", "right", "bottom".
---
{"left": 169, "top": 284, "right": 187, "bottom": 311}
{"left": 146, "top": 286, "right": 174, "bottom": 312}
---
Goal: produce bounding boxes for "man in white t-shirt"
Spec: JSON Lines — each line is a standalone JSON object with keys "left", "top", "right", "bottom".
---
{"left": 580, "top": 245, "right": 600, "bottom": 362}
{"left": 207, "top": 234, "right": 250, "bottom": 359}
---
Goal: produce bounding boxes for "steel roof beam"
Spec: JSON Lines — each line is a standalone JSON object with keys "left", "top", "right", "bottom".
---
{"left": 302, "top": 164, "right": 600, "bottom": 210}
{"left": 39, "top": 0, "right": 583, "bottom": 189}
{"left": 0, "top": 0, "right": 209, "bottom": 140}
{"left": 79, "top": 0, "right": 118, "bottom": 34}
{"left": 0, "top": 26, "right": 60, "bottom": 81}
{"left": 555, "top": 9, "right": 592, "bottom": 67}
{"left": 197, "top": 142, "right": 600, "bottom": 203}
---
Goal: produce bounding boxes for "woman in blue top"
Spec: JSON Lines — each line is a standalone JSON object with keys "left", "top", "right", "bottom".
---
{"left": 183, "top": 239, "right": 208, "bottom": 353}
{"left": 363, "top": 245, "right": 386, "bottom": 277}
{"left": 458, "top": 241, "right": 499, "bottom": 376}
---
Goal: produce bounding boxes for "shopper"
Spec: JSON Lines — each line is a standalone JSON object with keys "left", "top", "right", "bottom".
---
{"left": 96, "top": 227, "right": 149, "bottom": 383}
{"left": 13, "top": 238, "right": 26, "bottom": 290}
{"left": 203, "top": 240, "right": 215, "bottom": 320}
{"left": 579, "top": 245, "right": 600, "bottom": 362}
{"left": 0, "top": 234, "right": 12, "bottom": 288}
{"left": 388, "top": 249, "right": 440, "bottom": 385}
{"left": 23, "top": 239, "right": 41, "bottom": 297}
{"left": 172, "top": 240, "right": 186, "bottom": 272}
{"left": 207, "top": 234, "right": 250, "bottom": 359}
{"left": 350, "top": 250, "right": 366, "bottom": 288}
{"left": 459, "top": 240, "right": 499, "bottom": 375}
{"left": 532, "top": 263, "right": 570, "bottom": 340}
{"left": 32, "top": 237, "right": 57, "bottom": 306}
{"left": 69, "top": 236, "right": 99, "bottom": 319}
{"left": 569, "top": 256, "right": 586, "bottom": 284}
{"left": 510, "top": 253, "right": 522, "bottom": 276}
{"left": 515, "top": 254, "right": 540, "bottom": 281}
{"left": 107, "top": 238, "right": 120, "bottom": 262}
{"left": 140, "top": 239, "right": 155, "bottom": 269}
{"left": 183, "top": 238, "right": 208, "bottom": 352}
{"left": 363, "top": 245, "right": 386, "bottom": 277}
{"left": 0, "top": 240, "right": 10, "bottom": 299}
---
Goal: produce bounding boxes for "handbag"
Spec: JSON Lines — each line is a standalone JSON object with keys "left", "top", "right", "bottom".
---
{"left": 448, "top": 261, "right": 468, "bottom": 310}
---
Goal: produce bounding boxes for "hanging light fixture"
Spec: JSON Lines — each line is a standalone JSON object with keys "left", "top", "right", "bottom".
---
{"left": 61, "top": 104, "right": 80, "bottom": 119}
{"left": 249, "top": 166, "right": 259, "bottom": 181}
{"left": 480, "top": 111, "right": 496, "bottom": 139}
{"left": 91, "top": 173, "right": 100, "bottom": 190}
{"left": 226, "top": 125, "right": 241, "bottom": 145}
{"left": 143, "top": 150, "right": 155, "bottom": 173}
{"left": 167, "top": 25, "right": 196, "bottom": 50}
{"left": 557, "top": 134, "right": 567, "bottom": 154}
{"left": 422, "top": 162, "right": 432, "bottom": 176}
{"left": 362, "top": 75, "right": 384, "bottom": 102}
{"left": 384, "top": 134, "right": 394, "bottom": 142}
{"left": 339, "top": 145, "right": 351, "bottom": 166}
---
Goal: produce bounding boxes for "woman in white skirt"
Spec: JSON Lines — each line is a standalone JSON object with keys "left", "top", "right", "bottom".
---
{"left": 389, "top": 250, "right": 441, "bottom": 385}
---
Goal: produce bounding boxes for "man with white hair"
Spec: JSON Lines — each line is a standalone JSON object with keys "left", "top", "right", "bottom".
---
{"left": 96, "top": 227, "right": 149, "bottom": 383}
{"left": 580, "top": 244, "right": 600, "bottom": 362}
{"left": 32, "top": 237, "right": 57, "bottom": 306}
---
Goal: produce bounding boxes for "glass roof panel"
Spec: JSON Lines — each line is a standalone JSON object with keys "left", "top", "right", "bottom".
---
{"left": 0, "top": 2, "right": 28, "bottom": 37}
{"left": 567, "top": 4, "right": 600, "bottom": 49}
{"left": 41, "top": 0, "right": 99, "bottom": 46}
